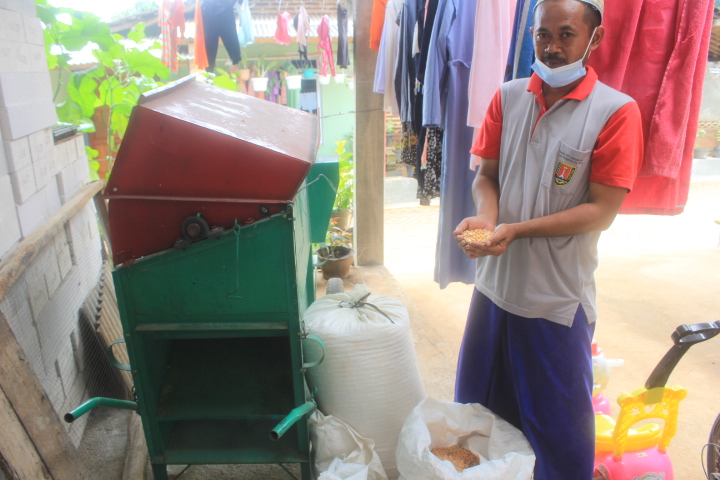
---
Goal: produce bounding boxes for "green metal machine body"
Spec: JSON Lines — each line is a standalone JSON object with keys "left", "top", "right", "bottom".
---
{"left": 112, "top": 194, "right": 316, "bottom": 479}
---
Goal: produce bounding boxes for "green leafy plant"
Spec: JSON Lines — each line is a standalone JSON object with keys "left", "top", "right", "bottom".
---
{"left": 283, "top": 61, "right": 299, "bottom": 76}
{"left": 255, "top": 55, "right": 279, "bottom": 78}
{"left": 37, "top": 0, "right": 170, "bottom": 176}
{"left": 334, "top": 139, "right": 354, "bottom": 212}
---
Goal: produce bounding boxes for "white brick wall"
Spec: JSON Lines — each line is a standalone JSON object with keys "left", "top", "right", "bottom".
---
{"left": 0, "top": 1, "right": 35, "bottom": 17}
{"left": 9, "top": 162, "right": 35, "bottom": 203}
{"left": 4, "top": 135, "right": 31, "bottom": 171}
{"left": 0, "top": 72, "right": 53, "bottom": 108}
{"left": 0, "top": 99, "right": 57, "bottom": 140}
{"left": 0, "top": 125, "right": 6, "bottom": 176}
{"left": 22, "top": 14, "right": 42, "bottom": 46}
{"left": 0, "top": 174, "right": 20, "bottom": 256}
{"left": 16, "top": 179, "right": 61, "bottom": 237}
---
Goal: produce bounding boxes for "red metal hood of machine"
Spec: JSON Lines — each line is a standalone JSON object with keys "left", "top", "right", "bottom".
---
{"left": 104, "top": 75, "right": 320, "bottom": 266}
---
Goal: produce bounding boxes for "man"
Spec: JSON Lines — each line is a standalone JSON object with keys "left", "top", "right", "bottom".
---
{"left": 453, "top": 0, "right": 644, "bottom": 478}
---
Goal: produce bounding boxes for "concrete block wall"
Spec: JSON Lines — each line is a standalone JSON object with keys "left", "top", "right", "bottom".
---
{"left": 0, "top": 0, "right": 103, "bottom": 448}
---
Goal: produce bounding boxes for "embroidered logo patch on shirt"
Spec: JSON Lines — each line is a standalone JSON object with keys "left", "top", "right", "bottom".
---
{"left": 554, "top": 161, "right": 577, "bottom": 186}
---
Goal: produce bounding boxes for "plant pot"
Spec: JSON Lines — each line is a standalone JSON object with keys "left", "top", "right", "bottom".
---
{"left": 317, "top": 245, "right": 354, "bottom": 280}
{"left": 331, "top": 210, "right": 352, "bottom": 231}
{"left": 694, "top": 147, "right": 711, "bottom": 159}
{"left": 334, "top": 73, "right": 346, "bottom": 84}
{"left": 251, "top": 77, "right": 269, "bottom": 92}
{"left": 303, "top": 68, "right": 315, "bottom": 79}
{"left": 318, "top": 75, "right": 331, "bottom": 85}
{"left": 239, "top": 69, "right": 251, "bottom": 81}
{"left": 286, "top": 75, "right": 302, "bottom": 90}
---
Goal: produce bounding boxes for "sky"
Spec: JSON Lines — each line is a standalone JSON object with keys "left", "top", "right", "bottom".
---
{"left": 47, "top": 0, "right": 145, "bottom": 21}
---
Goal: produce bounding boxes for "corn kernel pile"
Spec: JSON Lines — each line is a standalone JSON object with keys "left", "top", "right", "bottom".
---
{"left": 461, "top": 228, "right": 494, "bottom": 243}
{"left": 431, "top": 445, "right": 480, "bottom": 472}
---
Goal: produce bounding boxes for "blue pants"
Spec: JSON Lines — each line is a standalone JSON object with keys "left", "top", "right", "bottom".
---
{"left": 455, "top": 289, "right": 595, "bottom": 480}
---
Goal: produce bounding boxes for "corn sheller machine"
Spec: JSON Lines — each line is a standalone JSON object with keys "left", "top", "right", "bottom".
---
{"left": 64, "top": 76, "right": 339, "bottom": 480}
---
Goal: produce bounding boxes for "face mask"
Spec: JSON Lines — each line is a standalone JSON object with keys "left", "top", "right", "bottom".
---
{"left": 531, "top": 28, "right": 597, "bottom": 88}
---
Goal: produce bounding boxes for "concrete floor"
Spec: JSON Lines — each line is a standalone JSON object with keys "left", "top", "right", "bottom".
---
{"left": 132, "top": 180, "right": 719, "bottom": 480}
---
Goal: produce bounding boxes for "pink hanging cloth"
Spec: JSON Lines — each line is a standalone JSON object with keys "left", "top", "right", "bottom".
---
{"left": 159, "top": 0, "right": 185, "bottom": 73}
{"left": 274, "top": 12, "right": 293, "bottom": 45}
{"left": 317, "top": 15, "right": 335, "bottom": 77}
{"left": 588, "top": 0, "right": 715, "bottom": 215}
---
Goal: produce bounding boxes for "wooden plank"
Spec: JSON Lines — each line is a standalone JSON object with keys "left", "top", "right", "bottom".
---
{"left": 354, "top": 0, "right": 385, "bottom": 266}
{"left": 0, "top": 181, "right": 104, "bottom": 301}
{"left": 0, "top": 311, "right": 89, "bottom": 480}
{"left": 0, "top": 386, "right": 53, "bottom": 480}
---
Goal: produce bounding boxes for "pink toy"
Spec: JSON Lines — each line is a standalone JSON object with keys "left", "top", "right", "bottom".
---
{"left": 592, "top": 322, "right": 720, "bottom": 480}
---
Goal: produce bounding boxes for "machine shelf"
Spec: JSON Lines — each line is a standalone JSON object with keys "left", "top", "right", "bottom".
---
{"left": 154, "top": 337, "right": 296, "bottom": 420}
{"left": 162, "top": 419, "right": 308, "bottom": 465}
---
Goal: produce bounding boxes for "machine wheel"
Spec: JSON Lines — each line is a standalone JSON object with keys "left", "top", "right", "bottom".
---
{"left": 326, "top": 277, "right": 344, "bottom": 295}
{"left": 182, "top": 215, "right": 209, "bottom": 242}
{"left": 708, "top": 413, "right": 720, "bottom": 478}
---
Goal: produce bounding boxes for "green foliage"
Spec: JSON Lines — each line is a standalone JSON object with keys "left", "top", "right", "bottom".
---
{"left": 38, "top": 0, "right": 170, "bottom": 174}
{"left": 334, "top": 139, "right": 354, "bottom": 212}
{"left": 255, "top": 55, "right": 279, "bottom": 78}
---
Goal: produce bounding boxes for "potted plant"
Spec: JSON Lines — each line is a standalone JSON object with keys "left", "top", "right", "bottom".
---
{"left": 331, "top": 139, "right": 354, "bottom": 230}
{"left": 284, "top": 62, "right": 302, "bottom": 90}
{"left": 317, "top": 222, "right": 354, "bottom": 279}
{"left": 251, "top": 55, "right": 279, "bottom": 92}
{"left": 238, "top": 57, "right": 251, "bottom": 81}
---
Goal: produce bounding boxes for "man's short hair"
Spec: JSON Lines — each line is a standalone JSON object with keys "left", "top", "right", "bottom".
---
{"left": 583, "top": 3, "right": 602, "bottom": 30}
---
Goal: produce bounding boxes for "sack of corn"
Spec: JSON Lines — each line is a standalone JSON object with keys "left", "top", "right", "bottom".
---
{"left": 396, "top": 398, "right": 535, "bottom": 480}
{"left": 304, "top": 285, "right": 425, "bottom": 480}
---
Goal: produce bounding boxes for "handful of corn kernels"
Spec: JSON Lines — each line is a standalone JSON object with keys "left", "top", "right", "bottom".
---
{"left": 460, "top": 228, "right": 494, "bottom": 243}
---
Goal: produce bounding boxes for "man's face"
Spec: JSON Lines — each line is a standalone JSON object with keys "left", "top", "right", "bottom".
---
{"left": 531, "top": 0, "right": 599, "bottom": 69}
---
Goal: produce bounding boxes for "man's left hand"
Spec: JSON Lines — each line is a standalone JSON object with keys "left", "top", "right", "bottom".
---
{"left": 462, "top": 223, "right": 517, "bottom": 258}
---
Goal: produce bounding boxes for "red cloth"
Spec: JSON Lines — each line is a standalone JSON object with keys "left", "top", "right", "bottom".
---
{"left": 370, "top": 0, "right": 388, "bottom": 50}
{"left": 274, "top": 12, "right": 293, "bottom": 45}
{"left": 471, "top": 68, "right": 644, "bottom": 192}
{"left": 317, "top": 15, "right": 336, "bottom": 77}
{"left": 159, "top": 0, "right": 185, "bottom": 73}
{"left": 587, "top": 0, "right": 715, "bottom": 214}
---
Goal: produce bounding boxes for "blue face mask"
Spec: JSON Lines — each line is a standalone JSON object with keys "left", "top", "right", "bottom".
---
{"left": 531, "top": 28, "right": 597, "bottom": 88}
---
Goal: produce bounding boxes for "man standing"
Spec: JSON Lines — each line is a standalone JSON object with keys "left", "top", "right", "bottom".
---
{"left": 453, "top": 0, "right": 644, "bottom": 478}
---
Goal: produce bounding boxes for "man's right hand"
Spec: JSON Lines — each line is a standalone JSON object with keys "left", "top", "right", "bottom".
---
{"left": 453, "top": 217, "right": 496, "bottom": 259}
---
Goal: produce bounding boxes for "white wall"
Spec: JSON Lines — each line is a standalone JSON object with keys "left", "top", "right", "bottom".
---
{"left": 0, "top": 0, "right": 103, "bottom": 447}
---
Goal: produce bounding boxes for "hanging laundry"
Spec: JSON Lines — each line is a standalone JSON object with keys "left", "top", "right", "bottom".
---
{"left": 200, "top": 0, "right": 242, "bottom": 72}
{"left": 504, "top": 0, "right": 538, "bottom": 81}
{"left": 423, "top": 0, "right": 479, "bottom": 288}
{"left": 235, "top": 0, "right": 254, "bottom": 47}
{"left": 159, "top": 0, "right": 185, "bottom": 73}
{"left": 395, "top": 0, "right": 418, "bottom": 128}
{"left": 317, "top": 15, "right": 336, "bottom": 77}
{"left": 372, "top": 0, "right": 402, "bottom": 115}
{"left": 417, "top": 0, "right": 440, "bottom": 85}
{"left": 588, "top": 0, "right": 714, "bottom": 214}
{"left": 337, "top": 2, "right": 350, "bottom": 69}
{"left": 274, "top": 11, "right": 293, "bottom": 45}
{"left": 370, "top": 0, "right": 389, "bottom": 50}
{"left": 466, "top": 0, "right": 516, "bottom": 127}
{"left": 295, "top": 6, "right": 311, "bottom": 64}
{"left": 193, "top": 0, "right": 209, "bottom": 70}
{"left": 417, "top": 127, "right": 443, "bottom": 204}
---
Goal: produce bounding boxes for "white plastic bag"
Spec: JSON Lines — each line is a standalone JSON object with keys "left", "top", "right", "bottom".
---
{"left": 304, "top": 285, "right": 425, "bottom": 480}
{"left": 396, "top": 398, "right": 535, "bottom": 480}
{"left": 310, "top": 410, "right": 387, "bottom": 480}
{"left": 318, "top": 458, "right": 369, "bottom": 480}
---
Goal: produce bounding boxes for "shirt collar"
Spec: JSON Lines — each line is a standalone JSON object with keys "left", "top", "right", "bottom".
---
{"left": 527, "top": 65, "right": 599, "bottom": 105}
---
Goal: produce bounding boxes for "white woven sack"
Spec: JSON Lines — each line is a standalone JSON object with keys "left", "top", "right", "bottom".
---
{"left": 309, "top": 410, "right": 387, "bottom": 480}
{"left": 304, "top": 285, "right": 426, "bottom": 480}
{"left": 396, "top": 398, "right": 535, "bottom": 480}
